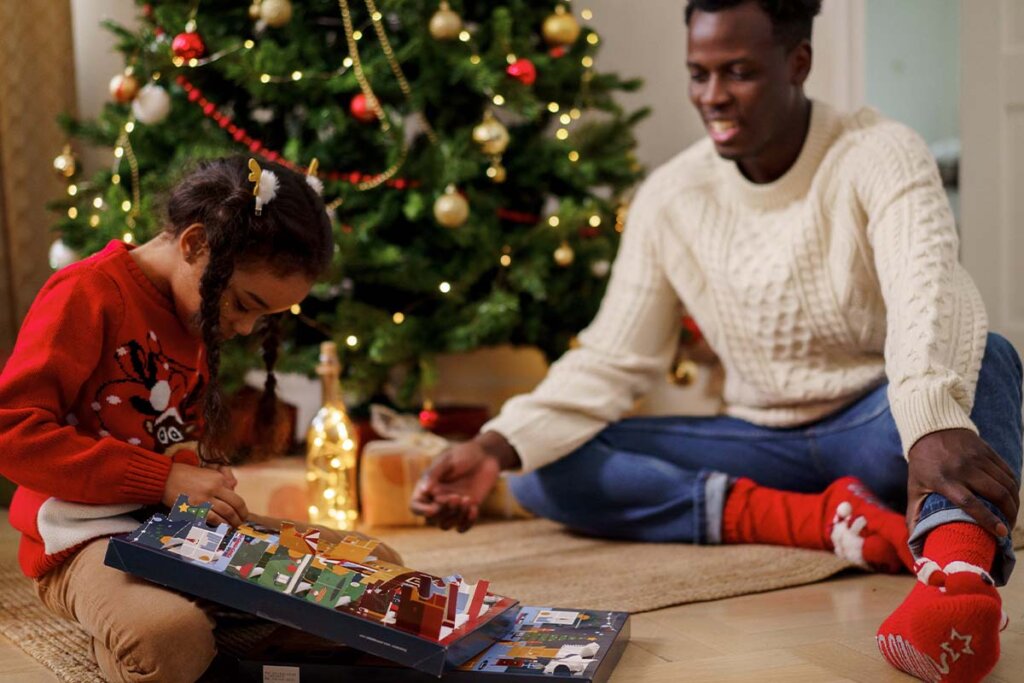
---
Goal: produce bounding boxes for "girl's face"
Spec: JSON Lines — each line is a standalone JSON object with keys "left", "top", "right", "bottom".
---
{"left": 173, "top": 225, "right": 314, "bottom": 339}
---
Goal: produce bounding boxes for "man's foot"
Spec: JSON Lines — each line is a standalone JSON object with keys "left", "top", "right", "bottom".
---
{"left": 876, "top": 522, "right": 1005, "bottom": 682}
{"left": 723, "top": 476, "right": 913, "bottom": 572}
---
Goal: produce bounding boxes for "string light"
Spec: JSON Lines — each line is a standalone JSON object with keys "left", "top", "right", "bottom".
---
{"left": 67, "top": 207, "right": 78, "bottom": 219}
{"left": 589, "top": 215, "right": 602, "bottom": 227}
{"left": 570, "top": 108, "right": 582, "bottom": 119}
{"left": 114, "top": 146, "right": 124, "bottom": 159}
{"left": 587, "top": 33, "right": 599, "bottom": 45}
{"left": 493, "top": 94, "right": 505, "bottom": 106}
{"left": 556, "top": 128, "right": 569, "bottom": 140}
{"left": 582, "top": 56, "right": 594, "bottom": 68}
{"left": 352, "top": 30, "right": 363, "bottom": 40}
{"left": 439, "top": 281, "right": 452, "bottom": 293}
{"left": 123, "top": 232, "right": 134, "bottom": 243}
{"left": 124, "top": 121, "right": 135, "bottom": 133}
{"left": 548, "top": 216, "right": 560, "bottom": 227}
{"left": 548, "top": 102, "right": 560, "bottom": 113}
{"left": 470, "top": 54, "right": 481, "bottom": 64}
{"left": 290, "top": 304, "right": 302, "bottom": 315}
{"left": 506, "top": 53, "right": 517, "bottom": 64}
{"left": 111, "top": 174, "right": 121, "bottom": 185}
{"left": 291, "top": 70, "right": 303, "bottom": 80}
{"left": 500, "top": 254, "right": 512, "bottom": 267}
{"left": 582, "top": 8, "right": 594, "bottom": 20}
{"left": 260, "top": 73, "right": 271, "bottom": 83}
{"left": 569, "top": 150, "right": 580, "bottom": 162}
{"left": 89, "top": 215, "right": 100, "bottom": 227}
{"left": 371, "top": 11, "right": 382, "bottom": 21}
{"left": 92, "top": 197, "right": 104, "bottom": 209}
{"left": 343, "top": 57, "right": 353, "bottom": 67}
{"left": 560, "top": 114, "right": 572, "bottom": 125}
{"left": 244, "top": 39, "right": 255, "bottom": 49}
{"left": 67, "top": 184, "right": 78, "bottom": 196}
{"left": 459, "top": 30, "right": 471, "bottom": 42}
{"left": 121, "top": 200, "right": 132, "bottom": 212}
{"left": 345, "top": 335, "right": 358, "bottom": 347}
{"left": 330, "top": 457, "right": 342, "bottom": 468}
{"left": 392, "top": 312, "right": 405, "bottom": 324}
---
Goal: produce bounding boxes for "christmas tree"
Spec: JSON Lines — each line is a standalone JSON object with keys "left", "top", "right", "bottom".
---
{"left": 53, "top": 0, "right": 646, "bottom": 409}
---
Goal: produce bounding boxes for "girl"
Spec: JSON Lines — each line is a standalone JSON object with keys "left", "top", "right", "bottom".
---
{"left": 0, "top": 157, "right": 386, "bottom": 682}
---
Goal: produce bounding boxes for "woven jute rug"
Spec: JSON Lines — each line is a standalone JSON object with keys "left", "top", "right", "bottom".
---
{"left": 2, "top": 519, "right": 1022, "bottom": 682}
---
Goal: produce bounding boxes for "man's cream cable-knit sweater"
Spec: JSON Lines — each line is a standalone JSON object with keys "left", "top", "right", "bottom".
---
{"left": 484, "top": 101, "right": 988, "bottom": 473}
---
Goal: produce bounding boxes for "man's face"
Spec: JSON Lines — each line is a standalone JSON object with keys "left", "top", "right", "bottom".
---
{"left": 686, "top": 1, "right": 808, "bottom": 162}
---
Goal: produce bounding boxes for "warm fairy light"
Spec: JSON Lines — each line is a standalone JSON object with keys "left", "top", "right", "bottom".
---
{"left": 393, "top": 312, "right": 405, "bottom": 324}
{"left": 121, "top": 200, "right": 132, "bottom": 212}
{"left": 569, "top": 150, "right": 580, "bottom": 162}
{"left": 560, "top": 113, "right": 572, "bottom": 125}
{"left": 506, "top": 53, "right": 517, "bottom": 64}
{"left": 439, "top": 281, "right": 452, "bottom": 293}
{"left": 152, "top": 71, "right": 162, "bottom": 81}
{"left": 470, "top": 54, "right": 481, "bottom": 64}
{"left": 548, "top": 102, "right": 560, "bottom": 113}
{"left": 292, "top": 70, "right": 303, "bottom": 80}
{"left": 124, "top": 121, "right": 135, "bottom": 133}
{"left": 93, "top": 197, "right": 104, "bottom": 209}
{"left": 570, "top": 108, "right": 582, "bottom": 119}
{"left": 459, "top": 30, "right": 471, "bottom": 42}
{"left": 582, "top": 8, "right": 594, "bottom": 20}
{"left": 308, "top": 504, "right": 319, "bottom": 516}
{"left": 589, "top": 215, "right": 602, "bottom": 227}
{"left": 582, "top": 56, "right": 594, "bottom": 68}
{"left": 260, "top": 73, "right": 271, "bottom": 83}
{"left": 111, "top": 174, "right": 121, "bottom": 185}
{"left": 587, "top": 33, "right": 599, "bottom": 45}
{"left": 67, "top": 184, "right": 78, "bottom": 196}
{"left": 343, "top": 57, "right": 354, "bottom": 67}
{"left": 500, "top": 254, "right": 512, "bottom": 267}
{"left": 324, "top": 488, "right": 337, "bottom": 500}
{"left": 306, "top": 471, "right": 317, "bottom": 482}
{"left": 548, "top": 216, "right": 560, "bottom": 227}
{"left": 114, "top": 147, "right": 124, "bottom": 158}
{"left": 353, "top": 30, "right": 363, "bottom": 40}
{"left": 123, "top": 232, "right": 134, "bottom": 243}
{"left": 346, "top": 335, "right": 358, "bottom": 347}
{"left": 172, "top": 56, "right": 185, "bottom": 67}
{"left": 556, "top": 128, "right": 569, "bottom": 140}
{"left": 244, "top": 39, "right": 255, "bottom": 49}
{"left": 330, "top": 457, "right": 342, "bottom": 469}
{"left": 493, "top": 94, "right": 506, "bottom": 106}
{"left": 89, "top": 214, "right": 100, "bottom": 227}
{"left": 67, "top": 207, "right": 78, "bottom": 219}
{"left": 371, "top": 11, "right": 382, "bottom": 21}
{"left": 290, "top": 304, "right": 302, "bottom": 315}
{"left": 342, "top": 438, "right": 355, "bottom": 450}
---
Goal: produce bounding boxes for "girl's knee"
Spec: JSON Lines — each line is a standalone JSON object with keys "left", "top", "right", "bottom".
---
{"left": 101, "top": 601, "right": 216, "bottom": 683}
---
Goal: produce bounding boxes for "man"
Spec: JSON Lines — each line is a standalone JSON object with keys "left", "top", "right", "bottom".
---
{"left": 412, "top": 1, "right": 1022, "bottom": 680}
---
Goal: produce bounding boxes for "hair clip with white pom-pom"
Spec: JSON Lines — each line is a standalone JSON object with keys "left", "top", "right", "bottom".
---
{"left": 247, "top": 157, "right": 278, "bottom": 216}
{"left": 305, "top": 158, "right": 324, "bottom": 196}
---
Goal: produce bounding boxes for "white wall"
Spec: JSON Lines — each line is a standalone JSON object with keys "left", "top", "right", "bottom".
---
{"left": 864, "top": 0, "right": 959, "bottom": 145}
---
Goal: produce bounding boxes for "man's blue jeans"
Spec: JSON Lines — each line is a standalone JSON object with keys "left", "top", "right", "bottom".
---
{"left": 509, "top": 333, "right": 1023, "bottom": 585}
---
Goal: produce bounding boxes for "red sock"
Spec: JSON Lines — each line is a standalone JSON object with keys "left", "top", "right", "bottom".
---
{"left": 722, "top": 476, "right": 913, "bottom": 572}
{"left": 877, "top": 523, "right": 1004, "bottom": 682}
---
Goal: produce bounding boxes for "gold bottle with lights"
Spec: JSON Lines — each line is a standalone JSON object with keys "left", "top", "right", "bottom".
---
{"left": 306, "top": 341, "right": 360, "bottom": 529}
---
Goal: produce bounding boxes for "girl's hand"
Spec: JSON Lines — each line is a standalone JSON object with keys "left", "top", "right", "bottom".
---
{"left": 210, "top": 464, "right": 238, "bottom": 490}
{"left": 162, "top": 462, "right": 250, "bottom": 527}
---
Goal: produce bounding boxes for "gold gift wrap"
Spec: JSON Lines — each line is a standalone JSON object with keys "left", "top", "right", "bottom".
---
{"left": 359, "top": 439, "right": 436, "bottom": 527}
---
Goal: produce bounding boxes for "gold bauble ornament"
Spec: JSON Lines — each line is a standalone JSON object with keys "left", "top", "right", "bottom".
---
{"left": 542, "top": 5, "right": 581, "bottom": 47}
{"left": 554, "top": 240, "right": 575, "bottom": 267}
{"left": 429, "top": 1, "right": 463, "bottom": 41}
{"left": 670, "top": 358, "right": 698, "bottom": 386}
{"left": 486, "top": 162, "right": 507, "bottom": 183}
{"left": 433, "top": 185, "right": 469, "bottom": 228}
{"left": 109, "top": 71, "right": 141, "bottom": 104}
{"left": 260, "top": 0, "right": 293, "bottom": 27}
{"left": 472, "top": 111, "right": 510, "bottom": 156}
{"left": 53, "top": 145, "right": 76, "bottom": 178}
{"left": 249, "top": 2, "right": 263, "bottom": 20}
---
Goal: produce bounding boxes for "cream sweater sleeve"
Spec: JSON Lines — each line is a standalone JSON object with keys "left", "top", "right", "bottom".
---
{"left": 857, "top": 121, "right": 988, "bottom": 455}
{"left": 482, "top": 176, "right": 683, "bottom": 472}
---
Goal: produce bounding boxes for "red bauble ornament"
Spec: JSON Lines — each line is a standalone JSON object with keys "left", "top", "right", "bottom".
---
{"left": 681, "top": 315, "right": 703, "bottom": 345}
{"left": 349, "top": 93, "right": 377, "bottom": 123}
{"left": 506, "top": 58, "right": 537, "bottom": 86}
{"left": 419, "top": 408, "right": 439, "bottom": 430}
{"left": 172, "top": 31, "right": 205, "bottom": 60}
{"left": 548, "top": 46, "right": 568, "bottom": 59}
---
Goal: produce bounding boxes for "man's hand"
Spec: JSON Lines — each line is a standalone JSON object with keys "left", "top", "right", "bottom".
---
{"left": 410, "top": 431, "right": 520, "bottom": 532}
{"left": 163, "top": 462, "right": 250, "bottom": 527}
{"left": 907, "top": 428, "right": 1020, "bottom": 538}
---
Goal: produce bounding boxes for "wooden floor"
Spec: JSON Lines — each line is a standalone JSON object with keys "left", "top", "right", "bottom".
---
{"left": 1, "top": 511, "right": 1021, "bottom": 682}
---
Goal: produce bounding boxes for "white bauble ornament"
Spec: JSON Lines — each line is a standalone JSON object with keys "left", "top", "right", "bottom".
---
{"left": 131, "top": 84, "right": 171, "bottom": 124}
{"left": 590, "top": 259, "right": 610, "bottom": 278}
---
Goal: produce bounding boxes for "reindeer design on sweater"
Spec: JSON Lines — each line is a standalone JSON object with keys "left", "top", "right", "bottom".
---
{"left": 92, "top": 331, "right": 204, "bottom": 455}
